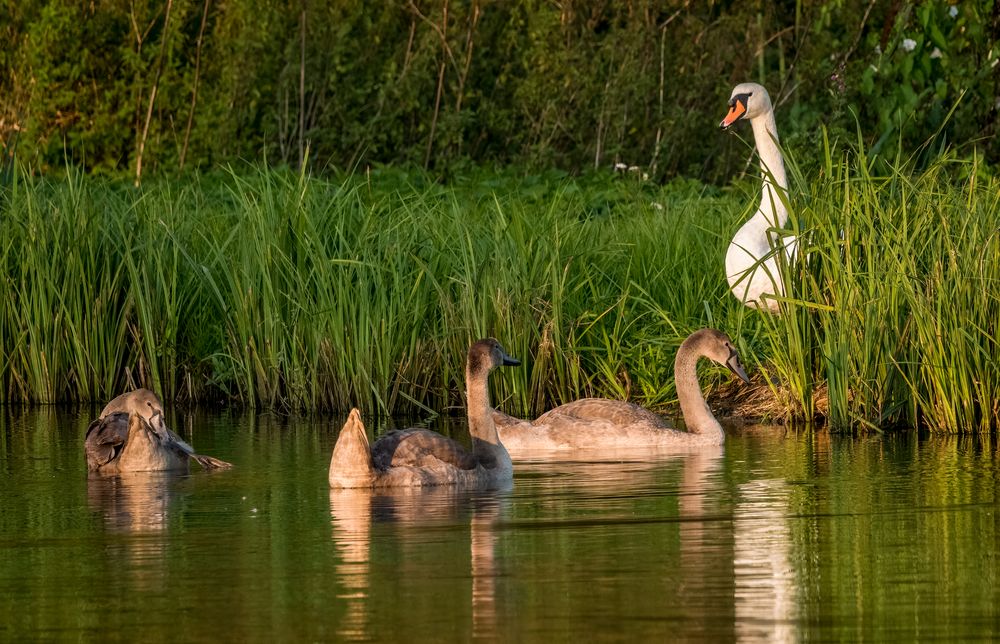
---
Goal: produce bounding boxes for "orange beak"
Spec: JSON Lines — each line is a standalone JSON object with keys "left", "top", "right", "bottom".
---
{"left": 719, "top": 100, "right": 746, "bottom": 129}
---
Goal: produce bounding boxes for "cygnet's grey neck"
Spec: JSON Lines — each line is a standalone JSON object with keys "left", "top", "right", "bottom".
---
{"left": 466, "top": 365, "right": 505, "bottom": 466}
{"left": 674, "top": 341, "right": 723, "bottom": 441}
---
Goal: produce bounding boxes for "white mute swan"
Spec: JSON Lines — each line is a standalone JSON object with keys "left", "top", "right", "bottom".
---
{"left": 720, "top": 82, "right": 796, "bottom": 312}
{"left": 493, "top": 329, "right": 750, "bottom": 459}
{"left": 329, "top": 339, "right": 520, "bottom": 488}
{"left": 85, "top": 389, "right": 233, "bottom": 473}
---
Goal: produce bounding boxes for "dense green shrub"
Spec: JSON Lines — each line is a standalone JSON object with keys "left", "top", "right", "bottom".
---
{"left": 1, "top": 1, "right": 997, "bottom": 180}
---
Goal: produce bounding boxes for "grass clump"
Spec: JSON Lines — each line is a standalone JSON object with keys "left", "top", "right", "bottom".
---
{"left": 763, "top": 141, "right": 1000, "bottom": 433}
{"left": 1, "top": 156, "right": 998, "bottom": 433}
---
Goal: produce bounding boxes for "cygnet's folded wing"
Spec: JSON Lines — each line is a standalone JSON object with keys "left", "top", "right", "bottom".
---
{"left": 533, "top": 398, "right": 668, "bottom": 429}
{"left": 84, "top": 412, "right": 130, "bottom": 470}
{"left": 372, "top": 429, "right": 478, "bottom": 471}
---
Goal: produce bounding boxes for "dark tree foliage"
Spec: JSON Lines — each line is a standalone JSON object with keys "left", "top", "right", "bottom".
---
{"left": 0, "top": 0, "right": 994, "bottom": 180}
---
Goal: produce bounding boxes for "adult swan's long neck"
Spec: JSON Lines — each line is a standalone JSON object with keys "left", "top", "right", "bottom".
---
{"left": 750, "top": 110, "right": 789, "bottom": 234}
{"left": 724, "top": 85, "right": 793, "bottom": 313}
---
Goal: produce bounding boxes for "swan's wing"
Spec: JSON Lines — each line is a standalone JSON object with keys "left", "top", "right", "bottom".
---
{"left": 372, "top": 429, "right": 477, "bottom": 471}
{"left": 84, "top": 412, "right": 129, "bottom": 470}
{"left": 533, "top": 398, "right": 668, "bottom": 429}
{"left": 492, "top": 409, "right": 527, "bottom": 428}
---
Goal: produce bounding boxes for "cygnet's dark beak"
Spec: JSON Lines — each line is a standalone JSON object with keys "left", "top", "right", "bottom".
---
{"left": 726, "top": 348, "right": 751, "bottom": 384}
{"left": 149, "top": 409, "right": 170, "bottom": 440}
{"left": 496, "top": 342, "right": 521, "bottom": 367}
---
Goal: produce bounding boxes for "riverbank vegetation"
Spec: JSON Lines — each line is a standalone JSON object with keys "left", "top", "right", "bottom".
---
{"left": 2, "top": 1, "right": 999, "bottom": 432}
{"left": 2, "top": 146, "right": 998, "bottom": 432}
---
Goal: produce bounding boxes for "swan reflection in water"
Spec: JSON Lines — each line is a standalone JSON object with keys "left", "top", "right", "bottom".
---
{"left": 329, "top": 483, "right": 510, "bottom": 641}
{"left": 701, "top": 424, "right": 803, "bottom": 643}
{"left": 516, "top": 440, "right": 800, "bottom": 642}
{"left": 677, "top": 448, "right": 722, "bottom": 582}
{"left": 674, "top": 429, "right": 801, "bottom": 642}
{"left": 86, "top": 471, "right": 183, "bottom": 591}
{"left": 733, "top": 477, "right": 798, "bottom": 643}
{"left": 327, "top": 487, "right": 371, "bottom": 640}
{"left": 330, "top": 433, "right": 802, "bottom": 641}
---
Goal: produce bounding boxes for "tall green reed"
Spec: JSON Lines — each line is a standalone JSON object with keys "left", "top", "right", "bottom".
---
{"left": 762, "top": 135, "right": 1000, "bottom": 432}
{"left": 2, "top": 158, "right": 998, "bottom": 433}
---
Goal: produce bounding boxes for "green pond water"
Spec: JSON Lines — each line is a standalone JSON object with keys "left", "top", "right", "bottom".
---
{"left": 1, "top": 408, "right": 999, "bottom": 641}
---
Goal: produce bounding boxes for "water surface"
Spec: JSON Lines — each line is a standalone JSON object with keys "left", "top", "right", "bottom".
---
{"left": 1, "top": 408, "right": 998, "bottom": 641}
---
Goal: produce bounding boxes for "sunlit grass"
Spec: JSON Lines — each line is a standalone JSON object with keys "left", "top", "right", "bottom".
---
{"left": 766, "top": 140, "right": 1000, "bottom": 432}
{"left": 0, "top": 154, "right": 997, "bottom": 433}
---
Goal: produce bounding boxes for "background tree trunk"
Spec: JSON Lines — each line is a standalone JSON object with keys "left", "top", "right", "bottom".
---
{"left": 135, "top": 0, "right": 174, "bottom": 186}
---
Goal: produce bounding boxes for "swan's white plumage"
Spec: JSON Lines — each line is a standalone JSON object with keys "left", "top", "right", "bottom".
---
{"left": 722, "top": 82, "right": 796, "bottom": 312}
